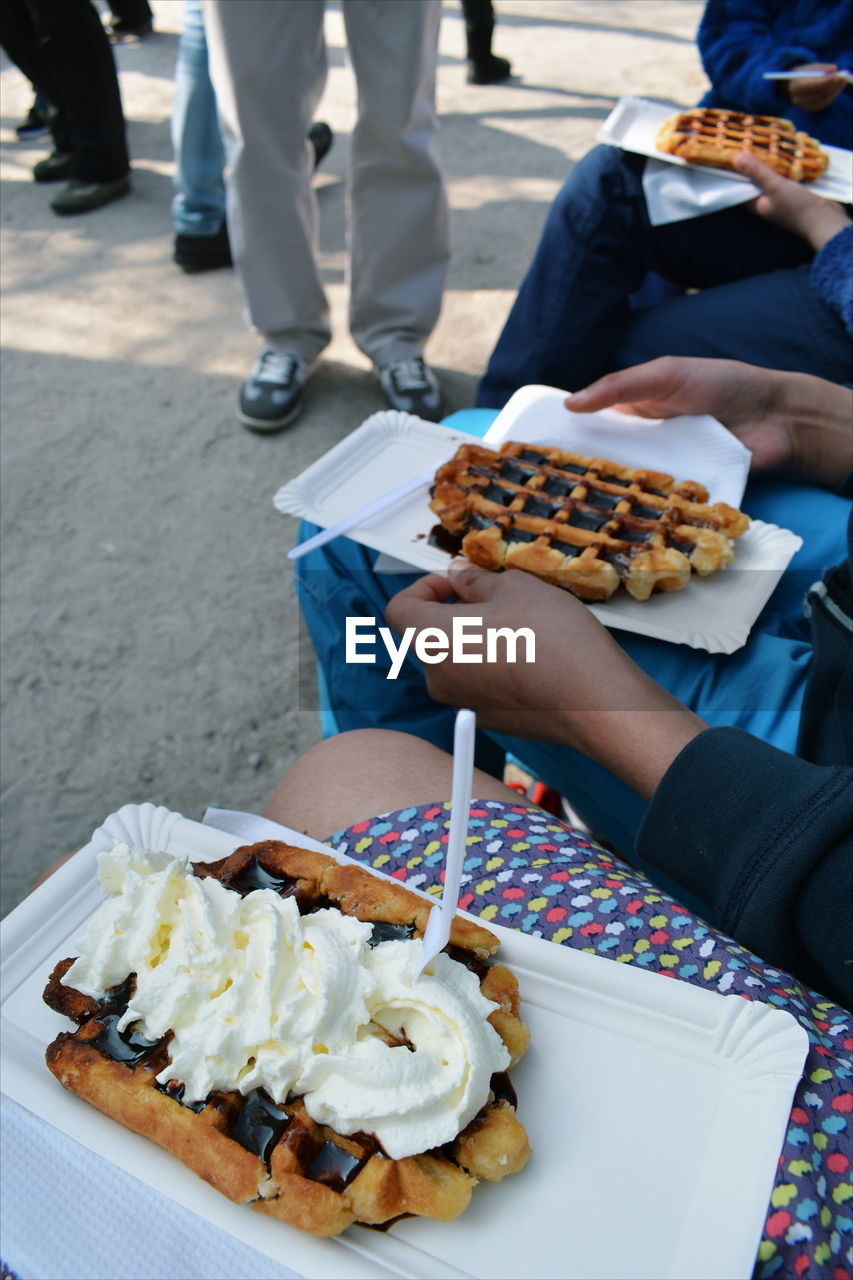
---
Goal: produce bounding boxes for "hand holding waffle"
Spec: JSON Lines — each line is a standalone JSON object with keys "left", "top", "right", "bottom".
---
{"left": 732, "top": 153, "right": 851, "bottom": 251}
{"left": 566, "top": 357, "right": 853, "bottom": 490}
{"left": 385, "top": 563, "right": 705, "bottom": 801}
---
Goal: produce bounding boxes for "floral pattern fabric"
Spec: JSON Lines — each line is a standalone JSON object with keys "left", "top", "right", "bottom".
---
{"left": 330, "top": 798, "right": 853, "bottom": 1280}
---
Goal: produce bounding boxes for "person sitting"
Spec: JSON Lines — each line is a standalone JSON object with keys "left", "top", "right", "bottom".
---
{"left": 294, "top": 353, "right": 851, "bottom": 883}
{"left": 474, "top": 1, "right": 852, "bottom": 409}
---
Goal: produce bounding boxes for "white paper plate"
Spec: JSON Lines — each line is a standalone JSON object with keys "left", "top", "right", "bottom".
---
{"left": 1, "top": 803, "right": 809, "bottom": 1280}
{"left": 598, "top": 96, "right": 853, "bottom": 204}
{"left": 273, "top": 403, "right": 802, "bottom": 654}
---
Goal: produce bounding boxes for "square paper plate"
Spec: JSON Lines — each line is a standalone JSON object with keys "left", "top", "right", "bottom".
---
{"left": 598, "top": 96, "right": 853, "bottom": 204}
{"left": 1, "top": 803, "right": 808, "bottom": 1280}
{"left": 273, "top": 396, "right": 802, "bottom": 654}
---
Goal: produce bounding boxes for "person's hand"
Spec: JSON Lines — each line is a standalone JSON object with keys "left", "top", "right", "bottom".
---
{"left": 385, "top": 562, "right": 705, "bottom": 799}
{"left": 785, "top": 63, "right": 848, "bottom": 112}
{"left": 732, "top": 152, "right": 850, "bottom": 252}
{"left": 566, "top": 356, "right": 853, "bottom": 489}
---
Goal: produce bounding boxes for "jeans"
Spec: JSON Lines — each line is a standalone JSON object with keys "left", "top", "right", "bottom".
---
{"left": 171, "top": 0, "right": 225, "bottom": 237}
{"left": 294, "top": 448, "right": 849, "bottom": 860}
{"left": 476, "top": 145, "right": 853, "bottom": 408}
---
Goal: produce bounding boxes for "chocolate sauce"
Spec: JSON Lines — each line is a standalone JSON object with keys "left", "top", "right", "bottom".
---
{"left": 618, "top": 524, "right": 652, "bottom": 544}
{"left": 490, "top": 1071, "right": 518, "bottom": 1109}
{"left": 504, "top": 527, "right": 538, "bottom": 545}
{"left": 427, "top": 523, "right": 462, "bottom": 555}
{"left": 308, "top": 1140, "right": 368, "bottom": 1191}
{"left": 93, "top": 1013, "right": 162, "bottom": 1066}
{"left": 482, "top": 481, "right": 514, "bottom": 506}
{"left": 670, "top": 537, "right": 695, "bottom": 557}
{"left": 585, "top": 490, "right": 620, "bottom": 511}
{"left": 632, "top": 502, "right": 663, "bottom": 521}
{"left": 369, "top": 921, "right": 415, "bottom": 947}
{"left": 229, "top": 1089, "right": 290, "bottom": 1165}
{"left": 499, "top": 459, "right": 536, "bottom": 486}
{"left": 522, "top": 494, "right": 558, "bottom": 519}
{"left": 229, "top": 862, "right": 298, "bottom": 896}
{"left": 541, "top": 475, "right": 574, "bottom": 498}
{"left": 567, "top": 506, "right": 609, "bottom": 533}
{"left": 601, "top": 548, "right": 632, "bottom": 572}
{"left": 444, "top": 945, "right": 488, "bottom": 980}
{"left": 155, "top": 1078, "right": 206, "bottom": 1112}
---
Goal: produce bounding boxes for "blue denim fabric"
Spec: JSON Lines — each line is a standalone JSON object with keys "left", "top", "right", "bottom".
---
{"left": 170, "top": 0, "right": 226, "bottom": 237}
{"left": 476, "top": 145, "right": 852, "bottom": 409}
{"left": 294, "top": 452, "right": 849, "bottom": 857}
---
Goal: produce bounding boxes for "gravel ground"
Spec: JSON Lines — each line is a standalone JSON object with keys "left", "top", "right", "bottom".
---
{"left": 0, "top": 0, "right": 705, "bottom": 914}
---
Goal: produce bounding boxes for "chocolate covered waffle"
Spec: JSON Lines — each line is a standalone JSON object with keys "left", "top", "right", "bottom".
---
{"left": 431, "top": 441, "right": 749, "bottom": 601}
{"left": 655, "top": 107, "right": 828, "bottom": 181}
{"left": 44, "top": 840, "right": 531, "bottom": 1238}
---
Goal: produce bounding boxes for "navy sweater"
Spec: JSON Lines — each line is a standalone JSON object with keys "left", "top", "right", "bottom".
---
{"left": 637, "top": 508, "right": 853, "bottom": 1009}
{"left": 698, "top": 0, "right": 853, "bottom": 147}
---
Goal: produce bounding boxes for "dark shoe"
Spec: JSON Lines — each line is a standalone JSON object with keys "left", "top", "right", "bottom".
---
{"left": 376, "top": 356, "right": 442, "bottom": 421}
{"left": 467, "top": 54, "right": 512, "bottom": 84}
{"left": 107, "top": 16, "right": 153, "bottom": 39}
{"left": 50, "top": 175, "right": 131, "bottom": 215}
{"left": 309, "top": 121, "right": 333, "bottom": 170}
{"left": 174, "top": 222, "right": 232, "bottom": 273}
{"left": 33, "top": 151, "right": 76, "bottom": 183}
{"left": 238, "top": 349, "right": 311, "bottom": 432}
{"left": 16, "top": 99, "right": 52, "bottom": 141}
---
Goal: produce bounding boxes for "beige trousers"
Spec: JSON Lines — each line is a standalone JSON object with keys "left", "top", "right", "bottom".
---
{"left": 203, "top": 0, "right": 449, "bottom": 366}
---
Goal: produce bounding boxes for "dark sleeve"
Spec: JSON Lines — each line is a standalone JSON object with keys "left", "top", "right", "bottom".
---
{"left": 697, "top": 0, "right": 819, "bottom": 116}
{"left": 810, "top": 225, "right": 853, "bottom": 338}
{"left": 636, "top": 727, "right": 853, "bottom": 1008}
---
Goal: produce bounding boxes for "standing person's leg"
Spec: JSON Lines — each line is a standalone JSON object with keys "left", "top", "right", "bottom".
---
{"left": 171, "top": 0, "right": 230, "bottom": 271}
{"left": 203, "top": 0, "right": 330, "bottom": 366}
{"left": 475, "top": 146, "right": 814, "bottom": 409}
{"left": 0, "top": 0, "right": 72, "bottom": 156}
{"left": 28, "top": 0, "right": 129, "bottom": 186}
{"left": 461, "top": 0, "right": 511, "bottom": 84}
{"left": 344, "top": 0, "right": 449, "bottom": 419}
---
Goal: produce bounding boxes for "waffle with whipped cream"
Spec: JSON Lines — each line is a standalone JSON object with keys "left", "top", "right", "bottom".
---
{"left": 431, "top": 441, "right": 749, "bottom": 601}
{"left": 44, "top": 840, "right": 531, "bottom": 1237}
{"left": 655, "top": 107, "right": 828, "bottom": 181}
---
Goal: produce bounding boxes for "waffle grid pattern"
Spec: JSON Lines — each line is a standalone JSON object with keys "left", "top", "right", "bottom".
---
{"left": 656, "top": 107, "right": 828, "bottom": 182}
{"left": 431, "top": 442, "right": 749, "bottom": 602}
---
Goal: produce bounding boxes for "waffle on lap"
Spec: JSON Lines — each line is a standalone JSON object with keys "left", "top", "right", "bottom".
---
{"left": 655, "top": 107, "right": 829, "bottom": 181}
{"left": 43, "top": 841, "right": 531, "bottom": 1238}
{"left": 431, "top": 442, "right": 750, "bottom": 602}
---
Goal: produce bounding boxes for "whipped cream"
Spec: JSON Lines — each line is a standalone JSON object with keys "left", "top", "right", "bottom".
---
{"left": 66, "top": 843, "right": 510, "bottom": 1159}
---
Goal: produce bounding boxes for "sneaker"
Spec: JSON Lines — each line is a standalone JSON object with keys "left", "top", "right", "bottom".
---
{"left": 309, "top": 121, "right": 333, "bottom": 170}
{"left": 50, "top": 174, "right": 131, "bottom": 215}
{"left": 16, "top": 99, "right": 52, "bottom": 141}
{"left": 32, "top": 151, "right": 76, "bottom": 183}
{"left": 174, "top": 222, "right": 232, "bottom": 273}
{"left": 238, "top": 349, "right": 311, "bottom": 432}
{"left": 376, "top": 356, "right": 442, "bottom": 421}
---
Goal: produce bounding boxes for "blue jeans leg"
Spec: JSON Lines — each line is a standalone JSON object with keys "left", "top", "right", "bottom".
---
{"left": 476, "top": 144, "right": 818, "bottom": 409}
{"left": 171, "top": 0, "right": 226, "bottom": 237}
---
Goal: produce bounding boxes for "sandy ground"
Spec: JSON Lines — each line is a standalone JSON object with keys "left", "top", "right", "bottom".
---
{"left": 0, "top": 0, "right": 706, "bottom": 914}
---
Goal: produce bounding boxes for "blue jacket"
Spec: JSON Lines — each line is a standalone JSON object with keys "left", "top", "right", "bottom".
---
{"left": 698, "top": 0, "right": 853, "bottom": 147}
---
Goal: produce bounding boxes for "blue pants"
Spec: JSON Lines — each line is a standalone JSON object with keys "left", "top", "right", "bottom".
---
{"left": 476, "top": 146, "right": 853, "bottom": 407}
{"left": 170, "top": 0, "right": 226, "bottom": 237}
{"left": 296, "top": 472, "right": 850, "bottom": 860}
